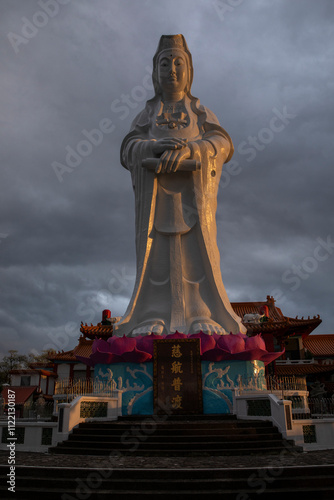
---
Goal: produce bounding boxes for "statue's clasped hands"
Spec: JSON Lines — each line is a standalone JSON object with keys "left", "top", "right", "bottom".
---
{"left": 152, "top": 138, "right": 191, "bottom": 173}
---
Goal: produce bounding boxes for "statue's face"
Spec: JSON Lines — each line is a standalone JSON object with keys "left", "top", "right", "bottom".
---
{"left": 157, "top": 49, "right": 188, "bottom": 95}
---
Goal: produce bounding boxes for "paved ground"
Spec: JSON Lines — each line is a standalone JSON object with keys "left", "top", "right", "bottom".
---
{"left": 1, "top": 449, "right": 334, "bottom": 469}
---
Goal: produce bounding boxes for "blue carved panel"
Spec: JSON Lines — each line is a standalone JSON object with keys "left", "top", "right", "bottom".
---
{"left": 95, "top": 359, "right": 266, "bottom": 416}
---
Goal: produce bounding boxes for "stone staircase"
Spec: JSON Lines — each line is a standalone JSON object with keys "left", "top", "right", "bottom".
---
{"left": 1, "top": 464, "right": 334, "bottom": 499}
{"left": 2, "top": 416, "right": 333, "bottom": 498}
{"left": 49, "top": 415, "right": 296, "bottom": 456}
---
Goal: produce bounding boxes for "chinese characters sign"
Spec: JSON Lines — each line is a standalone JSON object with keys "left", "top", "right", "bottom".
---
{"left": 153, "top": 339, "right": 203, "bottom": 414}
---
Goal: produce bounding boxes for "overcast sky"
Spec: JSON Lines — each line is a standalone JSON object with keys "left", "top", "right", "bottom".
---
{"left": 1, "top": 0, "right": 333, "bottom": 357}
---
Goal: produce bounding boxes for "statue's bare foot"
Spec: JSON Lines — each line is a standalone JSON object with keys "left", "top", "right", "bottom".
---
{"left": 190, "top": 319, "right": 227, "bottom": 336}
{"left": 132, "top": 320, "right": 165, "bottom": 336}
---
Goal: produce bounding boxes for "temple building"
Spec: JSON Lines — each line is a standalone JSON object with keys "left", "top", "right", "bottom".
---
{"left": 232, "top": 295, "right": 321, "bottom": 352}
{"left": 1, "top": 361, "right": 57, "bottom": 417}
{"left": 276, "top": 334, "right": 334, "bottom": 397}
{"left": 48, "top": 336, "right": 94, "bottom": 382}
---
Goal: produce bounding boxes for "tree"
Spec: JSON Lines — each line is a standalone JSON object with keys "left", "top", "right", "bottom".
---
{"left": 27, "top": 349, "right": 57, "bottom": 364}
{"left": 0, "top": 350, "right": 29, "bottom": 388}
{"left": 0, "top": 349, "right": 58, "bottom": 391}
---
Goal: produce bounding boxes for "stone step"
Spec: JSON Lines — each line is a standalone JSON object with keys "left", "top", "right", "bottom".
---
{"left": 119, "top": 414, "right": 238, "bottom": 422}
{"left": 2, "top": 487, "right": 334, "bottom": 500}
{"left": 118, "top": 413, "right": 238, "bottom": 419}
{"left": 49, "top": 445, "right": 289, "bottom": 456}
{"left": 51, "top": 417, "right": 299, "bottom": 456}
{"left": 68, "top": 432, "right": 281, "bottom": 442}
{"left": 77, "top": 420, "right": 275, "bottom": 430}
{"left": 73, "top": 426, "right": 280, "bottom": 436}
{"left": 1, "top": 466, "right": 334, "bottom": 499}
{"left": 2, "top": 474, "right": 334, "bottom": 491}
{"left": 2, "top": 464, "right": 334, "bottom": 479}
{"left": 60, "top": 438, "right": 284, "bottom": 450}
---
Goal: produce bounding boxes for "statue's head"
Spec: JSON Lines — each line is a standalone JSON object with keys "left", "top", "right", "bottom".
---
{"left": 152, "top": 34, "right": 194, "bottom": 97}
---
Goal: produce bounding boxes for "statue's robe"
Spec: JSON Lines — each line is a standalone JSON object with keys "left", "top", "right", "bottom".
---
{"left": 114, "top": 95, "right": 246, "bottom": 336}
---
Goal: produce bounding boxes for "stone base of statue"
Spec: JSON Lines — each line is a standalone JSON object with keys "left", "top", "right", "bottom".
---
{"left": 94, "top": 359, "right": 265, "bottom": 416}
{"left": 77, "top": 331, "right": 284, "bottom": 416}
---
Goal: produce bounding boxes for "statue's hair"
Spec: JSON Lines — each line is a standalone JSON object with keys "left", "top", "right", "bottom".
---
{"left": 152, "top": 34, "right": 194, "bottom": 97}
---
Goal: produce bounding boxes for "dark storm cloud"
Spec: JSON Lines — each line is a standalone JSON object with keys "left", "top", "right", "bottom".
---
{"left": 1, "top": 0, "right": 333, "bottom": 356}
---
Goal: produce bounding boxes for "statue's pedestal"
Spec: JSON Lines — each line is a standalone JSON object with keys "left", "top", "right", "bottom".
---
{"left": 94, "top": 359, "right": 266, "bottom": 416}
{"left": 80, "top": 333, "right": 282, "bottom": 416}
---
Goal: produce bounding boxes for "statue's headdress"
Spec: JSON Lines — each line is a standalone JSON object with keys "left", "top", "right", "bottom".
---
{"left": 152, "top": 34, "right": 194, "bottom": 96}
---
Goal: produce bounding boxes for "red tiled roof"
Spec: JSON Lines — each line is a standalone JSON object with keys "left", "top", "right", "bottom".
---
{"left": 73, "top": 337, "right": 93, "bottom": 358}
{"left": 303, "top": 335, "right": 334, "bottom": 357}
{"left": 49, "top": 336, "right": 93, "bottom": 362}
{"left": 80, "top": 323, "right": 113, "bottom": 339}
{"left": 231, "top": 296, "right": 321, "bottom": 338}
{"left": 324, "top": 381, "right": 334, "bottom": 393}
{"left": 9, "top": 368, "right": 57, "bottom": 377}
{"left": 1, "top": 386, "right": 38, "bottom": 405}
{"left": 276, "top": 363, "right": 334, "bottom": 376}
{"left": 231, "top": 296, "right": 284, "bottom": 322}
{"left": 246, "top": 317, "right": 321, "bottom": 336}
{"left": 49, "top": 349, "right": 77, "bottom": 362}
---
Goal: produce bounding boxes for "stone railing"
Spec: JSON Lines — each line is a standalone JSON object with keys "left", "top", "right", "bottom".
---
{"left": 233, "top": 391, "right": 334, "bottom": 451}
{"left": 54, "top": 377, "right": 117, "bottom": 397}
{"left": 55, "top": 392, "right": 122, "bottom": 444}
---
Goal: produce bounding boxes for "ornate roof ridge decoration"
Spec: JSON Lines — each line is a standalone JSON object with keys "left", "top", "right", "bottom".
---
{"left": 80, "top": 323, "right": 114, "bottom": 339}
{"left": 49, "top": 350, "right": 77, "bottom": 361}
{"left": 230, "top": 295, "right": 321, "bottom": 339}
{"left": 76, "top": 335, "right": 94, "bottom": 344}
{"left": 80, "top": 324, "right": 114, "bottom": 330}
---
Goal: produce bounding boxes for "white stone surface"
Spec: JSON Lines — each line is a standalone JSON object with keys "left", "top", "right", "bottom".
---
{"left": 114, "top": 35, "right": 245, "bottom": 338}
{"left": 0, "top": 421, "right": 57, "bottom": 452}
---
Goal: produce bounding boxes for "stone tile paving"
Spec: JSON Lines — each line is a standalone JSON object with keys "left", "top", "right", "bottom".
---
{"left": 1, "top": 449, "right": 334, "bottom": 469}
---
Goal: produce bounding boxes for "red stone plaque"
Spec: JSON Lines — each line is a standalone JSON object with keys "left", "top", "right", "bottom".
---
{"left": 153, "top": 339, "right": 203, "bottom": 414}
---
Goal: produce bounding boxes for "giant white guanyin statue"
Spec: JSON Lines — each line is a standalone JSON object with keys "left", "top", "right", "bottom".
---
{"left": 114, "top": 34, "right": 246, "bottom": 338}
